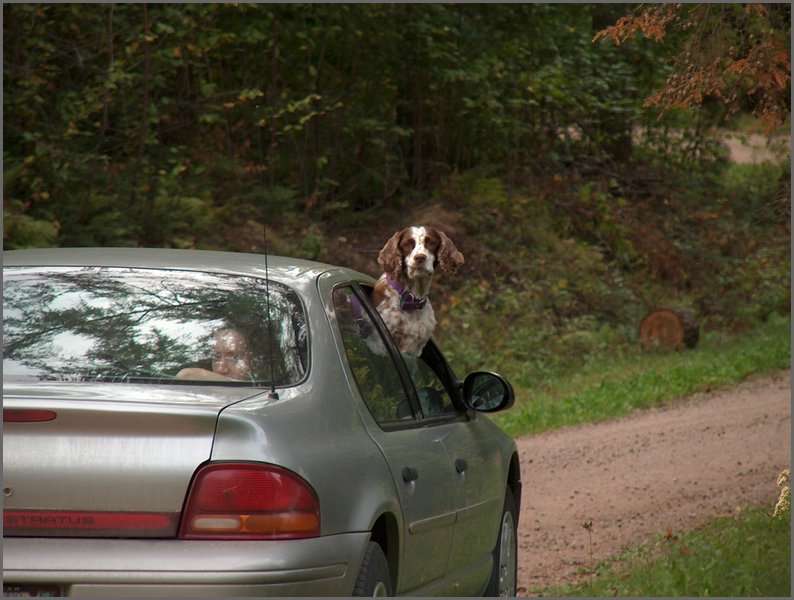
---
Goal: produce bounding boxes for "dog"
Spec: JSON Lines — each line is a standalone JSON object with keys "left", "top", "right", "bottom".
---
{"left": 372, "top": 225, "right": 464, "bottom": 356}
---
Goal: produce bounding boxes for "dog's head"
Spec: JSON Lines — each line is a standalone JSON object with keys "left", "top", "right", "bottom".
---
{"left": 378, "top": 225, "right": 464, "bottom": 282}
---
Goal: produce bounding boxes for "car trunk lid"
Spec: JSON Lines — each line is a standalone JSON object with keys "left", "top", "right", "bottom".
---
{"left": 3, "top": 382, "right": 260, "bottom": 538}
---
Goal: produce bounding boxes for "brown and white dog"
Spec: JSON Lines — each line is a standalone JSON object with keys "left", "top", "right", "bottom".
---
{"left": 373, "top": 225, "right": 464, "bottom": 356}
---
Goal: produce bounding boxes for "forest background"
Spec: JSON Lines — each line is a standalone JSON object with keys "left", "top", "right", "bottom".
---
{"left": 3, "top": 3, "right": 791, "bottom": 418}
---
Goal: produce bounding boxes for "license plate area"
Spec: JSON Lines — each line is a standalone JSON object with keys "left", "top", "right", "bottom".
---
{"left": 3, "top": 586, "right": 60, "bottom": 597}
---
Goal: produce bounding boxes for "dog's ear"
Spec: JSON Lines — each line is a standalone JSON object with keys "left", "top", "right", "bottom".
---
{"left": 378, "top": 230, "right": 404, "bottom": 280}
{"left": 437, "top": 231, "right": 464, "bottom": 275}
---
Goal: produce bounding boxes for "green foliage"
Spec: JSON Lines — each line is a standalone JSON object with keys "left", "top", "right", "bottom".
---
{"left": 684, "top": 160, "right": 792, "bottom": 327}
{"left": 4, "top": 3, "right": 788, "bottom": 248}
{"left": 3, "top": 2, "right": 690, "bottom": 248}
{"left": 3, "top": 201, "right": 60, "bottom": 249}
{"left": 544, "top": 506, "right": 791, "bottom": 596}
{"left": 433, "top": 152, "right": 789, "bottom": 397}
{"left": 720, "top": 161, "right": 791, "bottom": 220}
{"left": 488, "top": 315, "right": 790, "bottom": 438}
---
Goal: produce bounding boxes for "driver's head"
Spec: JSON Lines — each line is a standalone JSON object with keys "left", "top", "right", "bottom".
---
{"left": 211, "top": 328, "right": 251, "bottom": 380}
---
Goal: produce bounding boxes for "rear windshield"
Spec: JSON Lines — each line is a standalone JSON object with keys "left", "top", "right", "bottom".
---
{"left": 3, "top": 266, "right": 308, "bottom": 386}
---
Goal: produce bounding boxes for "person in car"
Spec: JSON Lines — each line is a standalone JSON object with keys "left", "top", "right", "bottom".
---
{"left": 176, "top": 328, "right": 253, "bottom": 381}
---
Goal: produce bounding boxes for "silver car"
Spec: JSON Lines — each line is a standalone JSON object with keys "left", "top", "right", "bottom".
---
{"left": 3, "top": 248, "right": 521, "bottom": 597}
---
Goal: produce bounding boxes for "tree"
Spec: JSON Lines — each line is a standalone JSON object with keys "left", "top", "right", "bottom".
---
{"left": 594, "top": 3, "right": 791, "bottom": 133}
{"left": 3, "top": 3, "right": 728, "bottom": 250}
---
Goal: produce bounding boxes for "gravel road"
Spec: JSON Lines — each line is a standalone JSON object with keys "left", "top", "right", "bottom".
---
{"left": 514, "top": 372, "right": 791, "bottom": 594}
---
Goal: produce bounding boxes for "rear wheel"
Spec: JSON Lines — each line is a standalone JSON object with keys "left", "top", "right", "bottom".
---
{"left": 353, "top": 541, "right": 393, "bottom": 597}
{"left": 485, "top": 488, "right": 517, "bottom": 596}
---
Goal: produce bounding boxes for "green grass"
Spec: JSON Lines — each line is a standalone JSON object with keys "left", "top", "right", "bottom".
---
{"left": 492, "top": 314, "right": 791, "bottom": 438}
{"left": 541, "top": 507, "right": 791, "bottom": 597}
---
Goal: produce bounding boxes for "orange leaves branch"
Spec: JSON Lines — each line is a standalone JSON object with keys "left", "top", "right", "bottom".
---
{"left": 594, "top": 3, "right": 790, "bottom": 134}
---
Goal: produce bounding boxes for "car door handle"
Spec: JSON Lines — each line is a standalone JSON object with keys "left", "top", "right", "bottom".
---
{"left": 402, "top": 467, "right": 419, "bottom": 483}
{"left": 455, "top": 458, "right": 468, "bottom": 474}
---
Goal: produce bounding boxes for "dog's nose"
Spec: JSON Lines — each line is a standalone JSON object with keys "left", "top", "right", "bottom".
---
{"left": 414, "top": 253, "right": 427, "bottom": 263}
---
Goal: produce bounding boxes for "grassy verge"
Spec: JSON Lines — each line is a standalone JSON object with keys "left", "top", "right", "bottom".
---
{"left": 541, "top": 506, "right": 791, "bottom": 597}
{"left": 492, "top": 314, "right": 790, "bottom": 438}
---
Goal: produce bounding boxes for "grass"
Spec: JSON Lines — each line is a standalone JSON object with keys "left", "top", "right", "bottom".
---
{"left": 491, "top": 313, "right": 791, "bottom": 438}
{"left": 541, "top": 507, "right": 791, "bottom": 597}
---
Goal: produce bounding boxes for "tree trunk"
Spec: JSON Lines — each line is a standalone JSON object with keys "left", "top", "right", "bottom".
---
{"left": 639, "top": 307, "right": 699, "bottom": 350}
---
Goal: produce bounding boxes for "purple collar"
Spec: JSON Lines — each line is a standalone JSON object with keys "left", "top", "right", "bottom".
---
{"left": 386, "top": 274, "right": 428, "bottom": 311}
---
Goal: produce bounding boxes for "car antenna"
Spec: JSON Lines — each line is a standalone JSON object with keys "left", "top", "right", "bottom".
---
{"left": 256, "top": 108, "right": 279, "bottom": 401}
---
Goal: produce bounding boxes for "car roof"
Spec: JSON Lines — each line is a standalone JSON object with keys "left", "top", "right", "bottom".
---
{"left": 2, "top": 247, "right": 373, "bottom": 287}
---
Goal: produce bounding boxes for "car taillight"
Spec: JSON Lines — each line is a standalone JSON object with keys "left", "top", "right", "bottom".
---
{"left": 4, "top": 409, "right": 56, "bottom": 423}
{"left": 179, "top": 463, "right": 320, "bottom": 540}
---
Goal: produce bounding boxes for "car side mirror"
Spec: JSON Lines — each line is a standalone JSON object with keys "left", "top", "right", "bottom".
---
{"left": 462, "top": 372, "right": 515, "bottom": 413}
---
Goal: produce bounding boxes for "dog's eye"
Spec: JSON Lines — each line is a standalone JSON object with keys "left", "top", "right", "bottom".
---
{"left": 400, "top": 239, "right": 416, "bottom": 254}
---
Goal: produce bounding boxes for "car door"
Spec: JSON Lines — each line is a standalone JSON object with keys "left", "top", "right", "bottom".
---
{"left": 403, "top": 342, "right": 507, "bottom": 592}
{"left": 329, "top": 284, "right": 458, "bottom": 594}
{"left": 437, "top": 415, "right": 506, "bottom": 588}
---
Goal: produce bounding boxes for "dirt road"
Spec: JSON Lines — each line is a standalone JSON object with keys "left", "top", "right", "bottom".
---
{"left": 515, "top": 372, "right": 791, "bottom": 594}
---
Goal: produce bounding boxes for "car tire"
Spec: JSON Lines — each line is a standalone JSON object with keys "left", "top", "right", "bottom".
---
{"left": 484, "top": 488, "right": 518, "bottom": 596}
{"left": 353, "top": 541, "right": 393, "bottom": 597}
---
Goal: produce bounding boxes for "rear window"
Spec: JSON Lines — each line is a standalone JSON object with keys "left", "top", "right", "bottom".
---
{"left": 3, "top": 266, "right": 308, "bottom": 386}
